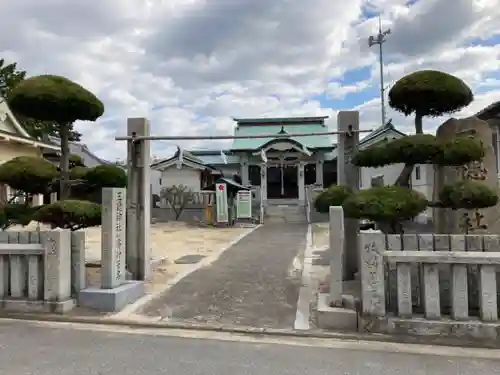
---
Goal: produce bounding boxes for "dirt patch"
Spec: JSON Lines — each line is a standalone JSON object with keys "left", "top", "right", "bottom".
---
{"left": 11, "top": 222, "right": 251, "bottom": 295}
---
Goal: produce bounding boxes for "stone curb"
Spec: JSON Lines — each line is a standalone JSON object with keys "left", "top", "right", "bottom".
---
{"left": 0, "top": 312, "right": 499, "bottom": 350}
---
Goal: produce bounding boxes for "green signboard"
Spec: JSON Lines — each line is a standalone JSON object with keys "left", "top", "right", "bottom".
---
{"left": 215, "top": 183, "right": 228, "bottom": 223}
{"left": 236, "top": 190, "right": 252, "bottom": 219}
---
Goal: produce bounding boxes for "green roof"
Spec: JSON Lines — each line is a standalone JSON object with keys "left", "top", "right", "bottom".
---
{"left": 230, "top": 123, "right": 334, "bottom": 150}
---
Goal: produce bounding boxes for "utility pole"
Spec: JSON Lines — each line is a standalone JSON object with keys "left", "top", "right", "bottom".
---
{"left": 368, "top": 16, "right": 391, "bottom": 127}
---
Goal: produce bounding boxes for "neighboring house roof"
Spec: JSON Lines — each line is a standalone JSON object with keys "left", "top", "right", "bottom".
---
{"left": 151, "top": 146, "right": 218, "bottom": 171}
{"left": 230, "top": 117, "right": 334, "bottom": 150}
{"left": 475, "top": 101, "right": 500, "bottom": 121}
{"left": 357, "top": 121, "right": 405, "bottom": 146}
{"left": 46, "top": 136, "right": 119, "bottom": 168}
{"left": 325, "top": 121, "right": 405, "bottom": 160}
{"left": 0, "top": 99, "right": 60, "bottom": 151}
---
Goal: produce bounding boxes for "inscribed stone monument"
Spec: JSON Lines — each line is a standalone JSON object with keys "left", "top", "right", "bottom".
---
{"left": 101, "top": 188, "right": 127, "bottom": 289}
{"left": 434, "top": 116, "right": 499, "bottom": 234}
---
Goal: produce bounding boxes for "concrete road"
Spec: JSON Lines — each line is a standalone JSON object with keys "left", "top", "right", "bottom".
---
{"left": 0, "top": 319, "right": 499, "bottom": 375}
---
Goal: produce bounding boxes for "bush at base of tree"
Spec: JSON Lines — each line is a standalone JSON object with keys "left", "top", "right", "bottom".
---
{"left": 32, "top": 200, "right": 101, "bottom": 230}
{"left": 342, "top": 186, "right": 428, "bottom": 223}
{"left": 314, "top": 185, "right": 353, "bottom": 213}
{"left": 0, "top": 156, "right": 57, "bottom": 195}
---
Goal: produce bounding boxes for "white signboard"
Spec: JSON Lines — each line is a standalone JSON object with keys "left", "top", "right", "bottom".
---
{"left": 215, "top": 183, "right": 229, "bottom": 223}
{"left": 236, "top": 190, "right": 252, "bottom": 219}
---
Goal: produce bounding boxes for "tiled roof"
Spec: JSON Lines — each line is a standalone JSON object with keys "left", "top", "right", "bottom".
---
{"left": 230, "top": 123, "right": 334, "bottom": 150}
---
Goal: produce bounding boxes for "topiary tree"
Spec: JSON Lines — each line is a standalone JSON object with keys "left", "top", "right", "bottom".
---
{"left": 32, "top": 200, "right": 101, "bottom": 230}
{"left": 314, "top": 71, "right": 497, "bottom": 235}
{"left": 388, "top": 70, "right": 473, "bottom": 187}
{"left": 84, "top": 165, "right": 127, "bottom": 189}
{"left": 7, "top": 75, "right": 104, "bottom": 199}
{"left": 0, "top": 156, "right": 58, "bottom": 229}
{"left": 0, "top": 156, "right": 58, "bottom": 198}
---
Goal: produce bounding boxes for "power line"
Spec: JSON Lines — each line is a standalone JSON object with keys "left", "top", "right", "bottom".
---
{"left": 368, "top": 15, "right": 391, "bottom": 127}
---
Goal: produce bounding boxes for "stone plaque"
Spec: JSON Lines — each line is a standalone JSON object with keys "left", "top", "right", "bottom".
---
{"left": 101, "top": 188, "right": 127, "bottom": 289}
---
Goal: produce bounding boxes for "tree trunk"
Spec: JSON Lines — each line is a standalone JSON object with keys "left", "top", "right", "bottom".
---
{"left": 59, "top": 123, "right": 71, "bottom": 200}
{"left": 394, "top": 112, "right": 424, "bottom": 188}
{"left": 388, "top": 111, "right": 425, "bottom": 232}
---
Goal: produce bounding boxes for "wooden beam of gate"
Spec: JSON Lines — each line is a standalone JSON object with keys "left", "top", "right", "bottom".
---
{"left": 115, "top": 129, "right": 372, "bottom": 141}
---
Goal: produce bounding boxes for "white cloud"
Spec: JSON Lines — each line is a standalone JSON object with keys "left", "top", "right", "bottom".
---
{"left": 0, "top": 0, "right": 499, "bottom": 160}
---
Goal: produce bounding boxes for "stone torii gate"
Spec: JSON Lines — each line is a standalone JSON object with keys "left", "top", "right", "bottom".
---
{"left": 119, "top": 113, "right": 366, "bottom": 281}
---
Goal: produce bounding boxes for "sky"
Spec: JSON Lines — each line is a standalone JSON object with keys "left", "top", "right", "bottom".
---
{"left": 0, "top": 0, "right": 499, "bottom": 162}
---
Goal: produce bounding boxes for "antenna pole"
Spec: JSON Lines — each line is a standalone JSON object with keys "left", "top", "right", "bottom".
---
{"left": 368, "top": 15, "right": 391, "bottom": 127}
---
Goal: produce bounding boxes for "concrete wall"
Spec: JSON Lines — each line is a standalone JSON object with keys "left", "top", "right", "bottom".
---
{"left": 159, "top": 167, "right": 202, "bottom": 192}
{"left": 152, "top": 206, "right": 205, "bottom": 223}
{"left": 151, "top": 169, "right": 162, "bottom": 195}
{"left": 0, "top": 141, "right": 42, "bottom": 163}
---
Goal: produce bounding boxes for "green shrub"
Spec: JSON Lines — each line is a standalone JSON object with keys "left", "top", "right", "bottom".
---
{"left": 439, "top": 181, "right": 498, "bottom": 209}
{"left": 313, "top": 185, "right": 353, "bottom": 213}
{"left": 32, "top": 200, "right": 101, "bottom": 230}
{"left": 433, "top": 137, "right": 485, "bottom": 166}
{"left": 343, "top": 186, "right": 428, "bottom": 223}
{"left": 353, "top": 135, "right": 440, "bottom": 167}
{"left": 0, "top": 156, "right": 57, "bottom": 195}
{"left": 0, "top": 204, "right": 39, "bottom": 229}
{"left": 70, "top": 166, "right": 90, "bottom": 180}
{"left": 69, "top": 155, "right": 85, "bottom": 168}
{"left": 7, "top": 75, "right": 104, "bottom": 124}
{"left": 84, "top": 165, "right": 127, "bottom": 188}
{"left": 388, "top": 70, "right": 473, "bottom": 118}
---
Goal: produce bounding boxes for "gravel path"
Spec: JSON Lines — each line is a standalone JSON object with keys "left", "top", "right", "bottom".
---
{"left": 141, "top": 224, "right": 308, "bottom": 329}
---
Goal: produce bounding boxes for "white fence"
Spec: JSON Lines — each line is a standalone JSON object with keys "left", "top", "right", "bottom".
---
{"left": 0, "top": 230, "right": 83, "bottom": 313}
{"left": 360, "top": 232, "right": 500, "bottom": 339}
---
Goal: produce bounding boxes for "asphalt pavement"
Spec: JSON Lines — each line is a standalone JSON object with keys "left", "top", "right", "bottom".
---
{"left": 0, "top": 319, "right": 499, "bottom": 375}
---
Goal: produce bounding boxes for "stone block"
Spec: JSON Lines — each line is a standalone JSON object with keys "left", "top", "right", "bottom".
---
{"left": 316, "top": 293, "right": 357, "bottom": 331}
{"left": 1, "top": 298, "right": 75, "bottom": 313}
{"left": 78, "top": 281, "right": 145, "bottom": 312}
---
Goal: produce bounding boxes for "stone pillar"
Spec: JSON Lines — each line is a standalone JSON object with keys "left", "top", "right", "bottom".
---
{"left": 329, "top": 206, "right": 344, "bottom": 306}
{"left": 316, "top": 160, "right": 324, "bottom": 188}
{"left": 298, "top": 162, "right": 305, "bottom": 203}
{"left": 42, "top": 229, "right": 72, "bottom": 302}
{"left": 101, "top": 188, "right": 126, "bottom": 289}
{"left": 337, "top": 111, "right": 360, "bottom": 280}
{"left": 126, "top": 118, "right": 151, "bottom": 281}
{"left": 260, "top": 163, "right": 267, "bottom": 206}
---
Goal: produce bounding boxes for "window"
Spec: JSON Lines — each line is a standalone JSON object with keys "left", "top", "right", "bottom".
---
{"left": 415, "top": 166, "right": 421, "bottom": 181}
{"left": 159, "top": 178, "right": 162, "bottom": 185}
{"left": 249, "top": 165, "right": 261, "bottom": 186}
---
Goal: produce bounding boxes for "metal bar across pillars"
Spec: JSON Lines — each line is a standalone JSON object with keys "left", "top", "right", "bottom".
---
{"left": 115, "top": 127, "right": 372, "bottom": 142}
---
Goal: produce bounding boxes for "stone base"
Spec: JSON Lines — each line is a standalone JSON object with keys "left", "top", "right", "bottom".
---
{"left": 360, "top": 315, "right": 500, "bottom": 341}
{"left": 0, "top": 298, "right": 76, "bottom": 314}
{"left": 316, "top": 293, "right": 358, "bottom": 331}
{"left": 78, "top": 281, "right": 145, "bottom": 312}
